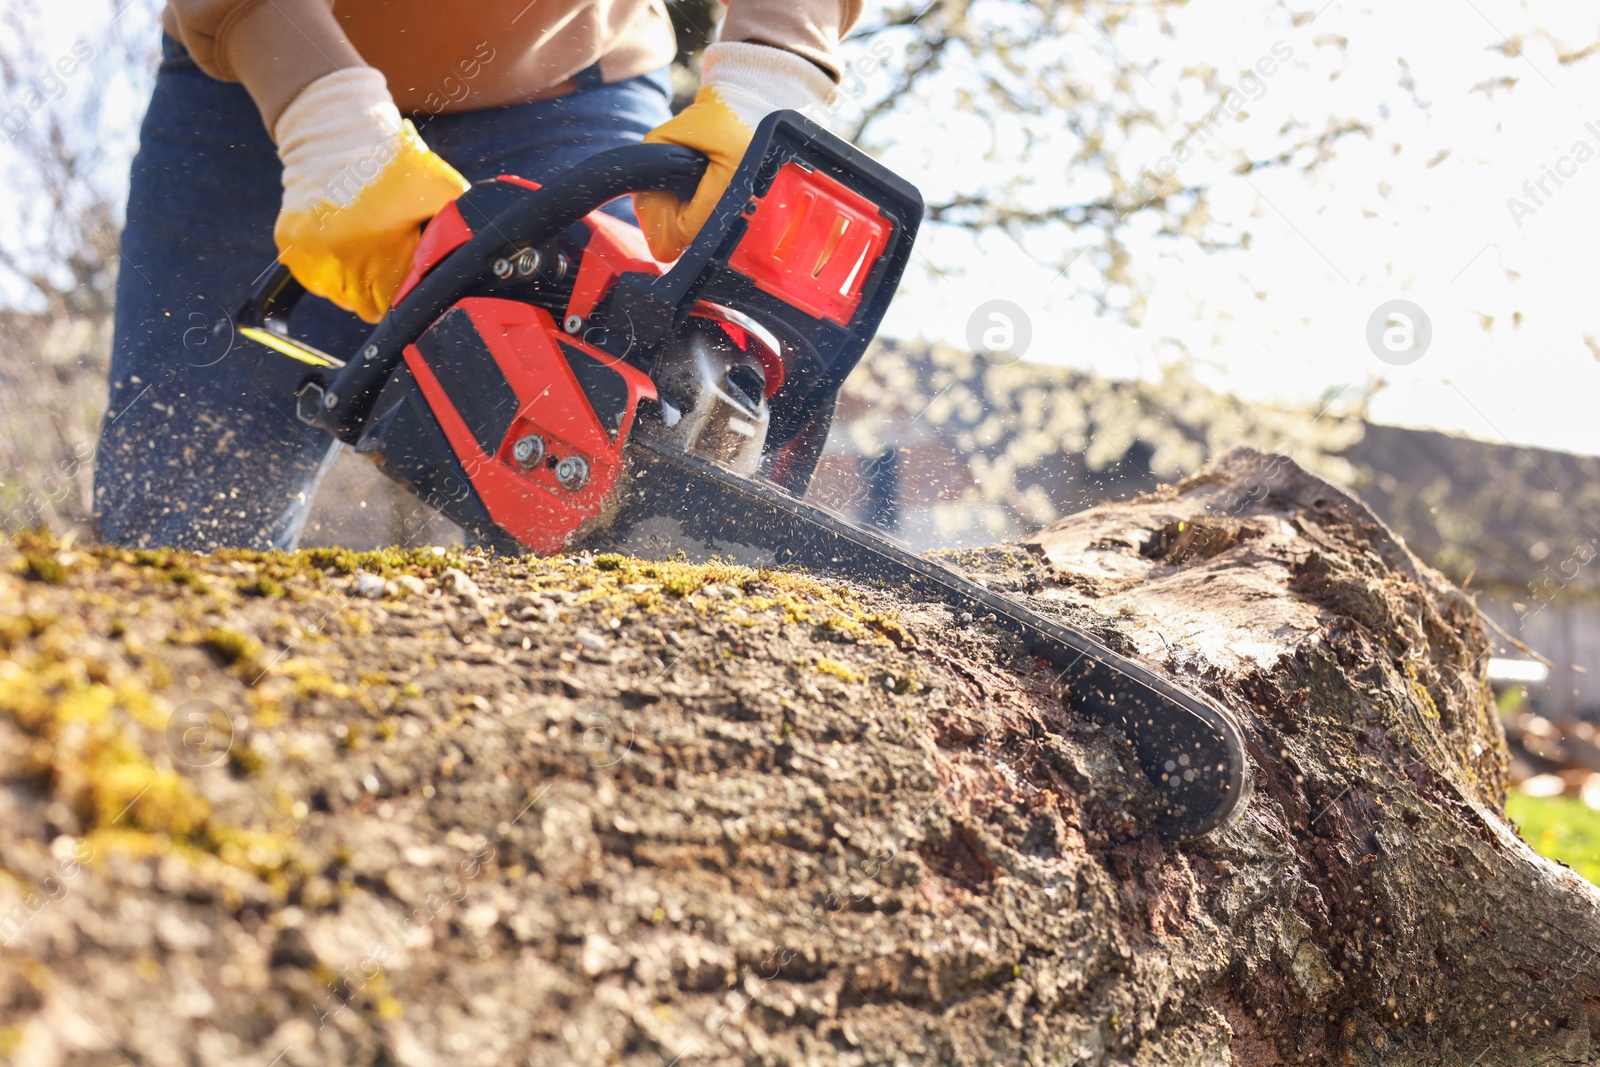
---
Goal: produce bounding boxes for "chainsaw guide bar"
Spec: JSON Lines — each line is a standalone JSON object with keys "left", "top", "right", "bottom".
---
{"left": 597, "top": 439, "right": 1251, "bottom": 839}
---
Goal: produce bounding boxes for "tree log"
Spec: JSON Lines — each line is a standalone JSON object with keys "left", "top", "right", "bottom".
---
{"left": 1, "top": 447, "right": 1597, "bottom": 1066}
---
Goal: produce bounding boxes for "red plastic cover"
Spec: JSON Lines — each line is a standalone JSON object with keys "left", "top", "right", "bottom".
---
{"left": 404, "top": 297, "right": 656, "bottom": 554}
{"left": 727, "top": 162, "right": 890, "bottom": 327}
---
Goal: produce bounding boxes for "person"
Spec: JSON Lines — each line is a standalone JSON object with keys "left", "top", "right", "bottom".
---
{"left": 94, "top": 0, "right": 857, "bottom": 551}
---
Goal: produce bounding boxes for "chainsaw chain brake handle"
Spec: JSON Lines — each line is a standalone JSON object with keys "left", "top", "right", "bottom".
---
{"left": 235, "top": 262, "right": 305, "bottom": 336}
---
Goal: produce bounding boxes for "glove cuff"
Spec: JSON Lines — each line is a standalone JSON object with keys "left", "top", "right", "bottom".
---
{"left": 275, "top": 67, "right": 407, "bottom": 214}
{"left": 701, "top": 42, "right": 836, "bottom": 127}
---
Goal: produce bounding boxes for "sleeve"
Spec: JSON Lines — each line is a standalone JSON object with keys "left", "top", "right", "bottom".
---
{"left": 718, "top": 0, "right": 864, "bottom": 81}
{"left": 163, "top": 0, "right": 365, "bottom": 132}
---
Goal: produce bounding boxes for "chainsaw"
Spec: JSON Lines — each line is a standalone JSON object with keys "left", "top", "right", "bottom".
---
{"left": 228, "top": 111, "right": 1248, "bottom": 839}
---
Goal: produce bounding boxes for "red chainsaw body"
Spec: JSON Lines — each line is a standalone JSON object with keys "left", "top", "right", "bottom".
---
{"left": 390, "top": 163, "right": 868, "bottom": 554}
{"left": 355, "top": 137, "right": 921, "bottom": 556}
{"left": 401, "top": 299, "right": 653, "bottom": 554}
{"left": 233, "top": 111, "right": 921, "bottom": 557}
{"left": 394, "top": 180, "right": 672, "bottom": 552}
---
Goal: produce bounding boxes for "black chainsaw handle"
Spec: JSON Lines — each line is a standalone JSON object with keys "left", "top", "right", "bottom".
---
{"left": 236, "top": 263, "right": 305, "bottom": 334}
{"left": 239, "top": 144, "right": 707, "bottom": 333}
{"left": 237, "top": 144, "right": 706, "bottom": 339}
{"left": 245, "top": 143, "right": 704, "bottom": 440}
{"left": 236, "top": 143, "right": 707, "bottom": 340}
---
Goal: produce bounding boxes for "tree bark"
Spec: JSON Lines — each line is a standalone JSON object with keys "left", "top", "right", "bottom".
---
{"left": 1, "top": 447, "right": 1597, "bottom": 1066}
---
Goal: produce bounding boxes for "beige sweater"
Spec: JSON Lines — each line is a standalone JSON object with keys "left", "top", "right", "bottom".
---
{"left": 162, "top": 0, "right": 862, "bottom": 133}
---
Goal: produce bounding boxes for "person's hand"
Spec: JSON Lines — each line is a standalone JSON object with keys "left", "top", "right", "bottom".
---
{"left": 634, "top": 42, "right": 835, "bottom": 262}
{"left": 273, "top": 68, "right": 469, "bottom": 323}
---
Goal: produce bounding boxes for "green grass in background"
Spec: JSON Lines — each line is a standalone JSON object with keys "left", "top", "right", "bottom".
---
{"left": 1506, "top": 793, "right": 1600, "bottom": 885}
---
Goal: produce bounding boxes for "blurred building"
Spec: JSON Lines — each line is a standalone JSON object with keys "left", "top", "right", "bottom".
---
{"left": 1350, "top": 424, "right": 1600, "bottom": 722}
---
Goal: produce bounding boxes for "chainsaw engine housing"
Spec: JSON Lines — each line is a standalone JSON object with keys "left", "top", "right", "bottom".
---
{"left": 232, "top": 111, "right": 921, "bottom": 554}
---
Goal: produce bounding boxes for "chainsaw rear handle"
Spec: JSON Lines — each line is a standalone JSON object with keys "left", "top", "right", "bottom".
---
{"left": 236, "top": 261, "right": 307, "bottom": 336}
{"left": 236, "top": 142, "right": 708, "bottom": 438}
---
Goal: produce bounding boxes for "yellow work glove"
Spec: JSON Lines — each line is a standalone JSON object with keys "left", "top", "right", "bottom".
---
{"left": 273, "top": 68, "right": 469, "bottom": 323}
{"left": 636, "top": 42, "right": 836, "bottom": 262}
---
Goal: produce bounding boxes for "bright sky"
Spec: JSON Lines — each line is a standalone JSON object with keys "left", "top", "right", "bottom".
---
{"left": 853, "top": 0, "right": 1600, "bottom": 457}
{"left": 11, "top": 0, "right": 1600, "bottom": 457}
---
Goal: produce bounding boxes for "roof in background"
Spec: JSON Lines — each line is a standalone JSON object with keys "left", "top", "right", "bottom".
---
{"left": 1347, "top": 423, "right": 1600, "bottom": 598}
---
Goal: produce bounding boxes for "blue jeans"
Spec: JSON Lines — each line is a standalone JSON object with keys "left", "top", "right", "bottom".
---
{"left": 94, "top": 36, "right": 672, "bottom": 550}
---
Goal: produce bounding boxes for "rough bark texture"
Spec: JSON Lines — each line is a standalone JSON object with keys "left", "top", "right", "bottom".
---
{"left": 1, "top": 447, "right": 1598, "bottom": 1066}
